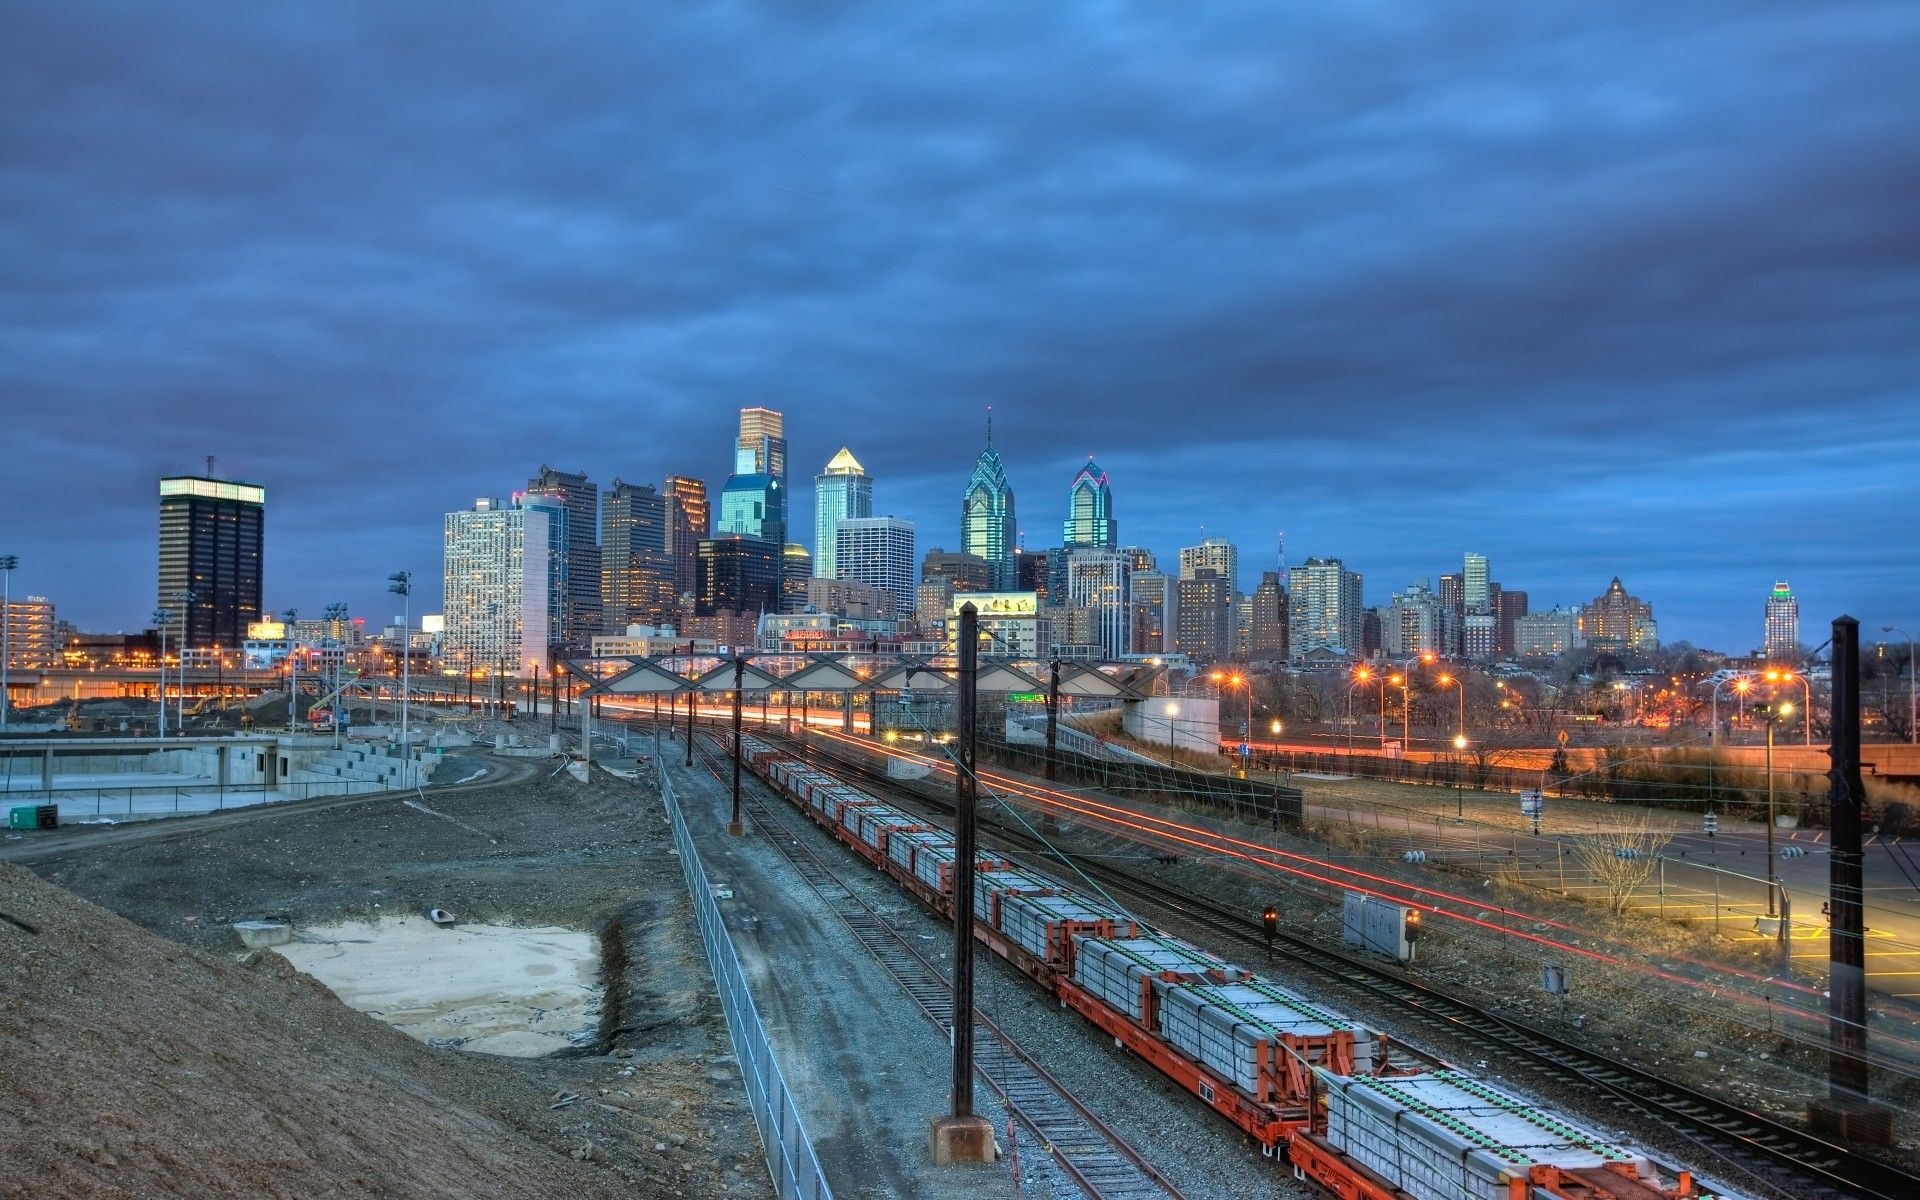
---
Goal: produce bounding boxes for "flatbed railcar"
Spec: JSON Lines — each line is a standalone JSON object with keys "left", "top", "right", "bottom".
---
{"left": 736, "top": 736, "right": 1710, "bottom": 1200}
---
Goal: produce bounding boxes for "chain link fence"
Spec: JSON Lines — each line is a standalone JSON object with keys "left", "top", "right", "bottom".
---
{"left": 658, "top": 764, "right": 834, "bottom": 1200}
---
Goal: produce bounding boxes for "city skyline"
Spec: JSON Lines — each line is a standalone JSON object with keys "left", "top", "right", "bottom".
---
{"left": 4, "top": 5, "right": 1916, "bottom": 647}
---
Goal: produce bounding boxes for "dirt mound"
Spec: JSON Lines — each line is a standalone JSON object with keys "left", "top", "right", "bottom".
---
{"left": 0, "top": 862, "right": 630, "bottom": 1200}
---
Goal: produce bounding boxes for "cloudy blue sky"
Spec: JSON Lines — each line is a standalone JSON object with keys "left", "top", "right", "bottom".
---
{"left": 3, "top": 2, "right": 1916, "bottom": 649}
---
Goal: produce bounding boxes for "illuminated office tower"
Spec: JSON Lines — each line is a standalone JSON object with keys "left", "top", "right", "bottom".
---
{"left": 158, "top": 473, "right": 265, "bottom": 648}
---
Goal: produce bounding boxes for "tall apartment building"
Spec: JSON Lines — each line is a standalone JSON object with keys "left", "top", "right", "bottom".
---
{"left": 1247, "top": 571, "right": 1289, "bottom": 661}
{"left": 1129, "top": 571, "right": 1176, "bottom": 655}
{"left": 1497, "top": 590, "right": 1529, "bottom": 655}
{"left": 157, "top": 474, "right": 265, "bottom": 648}
{"left": 1062, "top": 459, "right": 1117, "bottom": 549}
{"left": 1463, "top": 553, "right": 1490, "bottom": 610}
{"left": 1175, "top": 568, "right": 1232, "bottom": 663}
{"left": 601, "top": 480, "right": 675, "bottom": 630}
{"left": 1065, "top": 547, "right": 1131, "bottom": 660}
{"left": 525, "top": 466, "right": 600, "bottom": 649}
{"left": 1179, "top": 538, "right": 1238, "bottom": 588}
{"left": 517, "top": 492, "right": 571, "bottom": 650}
{"left": 813, "top": 447, "right": 873, "bottom": 579}
{"left": 1580, "top": 577, "right": 1658, "bottom": 652}
{"left": 443, "top": 497, "right": 551, "bottom": 674}
{"left": 2, "top": 595, "right": 57, "bottom": 669}
{"left": 1764, "top": 581, "right": 1799, "bottom": 661}
{"left": 835, "top": 517, "right": 917, "bottom": 619}
{"left": 1287, "top": 557, "right": 1364, "bottom": 658}
{"left": 962, "top": 432, "right": 1018, "bottom": 590}
{"left": 663, "top": 475, "right": 710, "bottom": 603}
{"left": 1386, "top": 578, "right": 1452, "bottom": 657}
{"left": 1516, "top": 608, "right": 1584, "bottom": 658}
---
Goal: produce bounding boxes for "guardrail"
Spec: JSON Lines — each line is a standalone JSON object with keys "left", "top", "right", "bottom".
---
{"left": 657, "top": 762, "right": 833, "bottom": 1200}
{"left": 1, "top": 776, "right": 412, "bottom": 821}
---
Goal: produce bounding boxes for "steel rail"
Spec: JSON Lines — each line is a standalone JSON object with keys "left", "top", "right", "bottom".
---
{"left": 694, "top": 734, "right": 1185, "bottom": 1200}
{"left": 791, "top": 733, "right": 1919, "bottom": 1200}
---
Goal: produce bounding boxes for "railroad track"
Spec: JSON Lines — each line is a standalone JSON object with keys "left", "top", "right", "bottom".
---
{"left": 691, "top": 735, "right": 1185, "bottom": 1200}
{"left": 786, "top": 734, "right": 1917, "bottom": 1200}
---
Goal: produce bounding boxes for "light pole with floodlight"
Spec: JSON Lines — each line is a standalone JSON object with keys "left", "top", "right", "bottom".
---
{"left": 1453, "top": 732, "right": 1469, "bottom": 821}
{"left": 389, "top": 572, "right": 413, "bottom": 764}
{"left": 0, "top": 553, "right": 16, "bottom": 731}
{"left": 1763, "top": 700, "right": 1793, "bottom": 916}
{"left": 173, "top": 590, "right": 196, "bottom": 735}
{"left": 152, "top": 607, "right": 172, "bottom": 739}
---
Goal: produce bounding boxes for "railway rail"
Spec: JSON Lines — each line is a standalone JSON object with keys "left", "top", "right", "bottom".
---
{"left": 690, "top": 734, "right": 1186, "bottom": 1200}
{"left": 785, "top": 730, "right": 1917, "bottom": 1200}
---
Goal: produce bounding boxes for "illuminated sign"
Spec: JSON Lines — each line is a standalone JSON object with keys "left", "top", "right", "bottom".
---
{"left": 950, "top": 591, "right": 1038, "bottom": 617}
{"left": 247, "top": 620, "right": 287, "bottom": 640}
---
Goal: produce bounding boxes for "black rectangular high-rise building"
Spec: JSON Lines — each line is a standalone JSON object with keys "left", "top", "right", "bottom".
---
{"left": 158, "top": 475, "right": 265, "bottom": 648}
{"left": 694, "top": 536, "right": 779, "bottom": 617}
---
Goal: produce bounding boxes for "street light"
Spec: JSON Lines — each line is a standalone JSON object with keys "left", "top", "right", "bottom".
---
{"left": 1883, "top": 627, "right": 1916, "bottom": 744}
{"left": 152, "top": 606, "right": 172, "bottom": 739}
{"left": 0, "top": 553, "right": 16, "bottom": 731}
{"left": 1348, "top": 667, "right": 1374, "bottom": 759}
{"left": 1710, "top": 674, "right": 1756, "bottom": 743}
{"left": 1163, "top": 700, "right": 1180, "bottom": 765}
{"left": 1763, "top": 667, "right": 1814, "bottom": 747}
{"left": 1763, "top": 701, "right": 1794, "bottom": 917}
{"left": 1452, "top": 732, "right": 1469, "bottom": 822}
{"left": 389, "top": 572, "right": 413, "bottom": 765}
{"left": 281, "top": 608, "right": 300, "bottom": 730}
{"left": 173, "top": 590, "right": 196, "bottom": 736}
{"left": 1437, "top": 671, "right": 1465, "bottom": 745}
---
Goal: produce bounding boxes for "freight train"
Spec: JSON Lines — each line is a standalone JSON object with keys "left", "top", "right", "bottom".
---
{"left": 737, "top": 735, "right": 1714, "bottom": 1200}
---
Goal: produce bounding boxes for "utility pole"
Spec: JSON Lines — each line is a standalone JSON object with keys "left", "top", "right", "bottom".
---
{"left": 1812, "top": 616, "right": 1892, "bottom": 1142}
{"left": 728, "top": 654, "right": 746, "bottom": 836}
{"left": 388, "top": 573, "right": 412, "bottom": 769}
{"left": 0, "top": 554, "right": 17, "bottom": 732}
{"left": 1044, "top": 657, "right": 1061, "bottom": 782}
{"left": 930, "top": 602, "right": 993, "bottom": 1164}
{"left": 153, "top": 607, "right": 171, "bottom": 740}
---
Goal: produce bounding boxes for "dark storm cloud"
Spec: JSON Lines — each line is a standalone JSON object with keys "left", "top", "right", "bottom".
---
{"left": 2, "top": 1, "right": 1916, "bottom": 644}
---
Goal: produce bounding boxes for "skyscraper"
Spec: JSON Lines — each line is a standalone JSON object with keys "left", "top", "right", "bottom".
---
{"left": 516, "top": 492, "right": 570, "bottom": 650}
{"left": 1463, "top": 553, "right": 1490, "bottom": 610}
{"left": 1065, "top": 547, "right": 1131, "bottom": 659}
{"left": 1175, "top": 568, "right": 1232, "bottom": 663}
{"left": 813, "top": 447, "right": 873, "bottom": 578}
{"left": 443, "top": 497, "right": 550, "bottom": 675}
{"left": 922, "top": 549, "right": 994, "bottom": 594}
{"left": 736, "top": 407, "right": 787, "bottom": 479}
{"left": 158, "top": 473, "right": 265, "bottom": 648}
{"left": 663, "top": 475, "right": 711, "bottom": 603}
{"left": 1764, "top": 581, "right": 1799, "bottom": 661}
{"left": 526, "top": 466, "right": 600, "bottom": 649}
{"left": 1287, "top": 557, "right": 1365, "bottom": 658}
{"left": 717, "top": 460, "right": 785, "bottom": 546}
{"left": 1247, "top": 571, "right": 1289, "bottom": 661}
{"left": 1178, "top": 538, "right": 1238, "bottom": 588}
{"left": 601, "top": 480, "right": 675, "bottom": 631}
{"left": 961, "top": 426, "right": 1017, "bottom": 590}
{"left": 1062, "top": 458, "right": 1116, "bottom": 549}
{"left": 1129, "top": 571, "right": 1175, "bottom": 654}
{"left": 835, "top": 516, "right": 917, "bottom": 619}
{"left": 694, "top": 536, "right": 780, "bottom": 617}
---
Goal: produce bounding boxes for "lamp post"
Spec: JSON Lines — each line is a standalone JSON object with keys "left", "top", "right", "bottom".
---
{"left": 388, "top": 572, "right": 412, "bottom": 764}
{"left": 281, "top": 608, "right": 300, "bottom": 730}
{"left": 1883, "top": 626, "right": 1916, "bottom": 744}
{"left": 324, "top": 602, "right": 350, "bottom": 748}
{"left": 1453, "top": 732, "right": 1469, "bottom": 822}
{"left": 1764, "top": 667, "right": 1814, "bottom": 747}
{"left": 1348, "top": 667, "right": 1373, "bottom": 760}
{"left": 1763, "top": 701, "right": 1794, "bottom": 917}
{"left": 1437, "top": 671, "right": 1466, "bottom": 744}
{"left": 1163, "top": 700, "right": 1180, "bottom": 765}
{"left": 152, "top": 607, "right": 172, "bottom": 740}
{"left": 1710, "top": 674, "right": 1755, "bottom": 744}
{"left": 0, "top": 553, "right": 17, "bottom": 731}
{"left": 173, "top": 590, "right": 196, "bottom": 735}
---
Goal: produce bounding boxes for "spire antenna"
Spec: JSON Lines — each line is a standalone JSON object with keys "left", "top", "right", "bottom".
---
{"left": 985, "top": 405, "right": 993, "bottom": 447}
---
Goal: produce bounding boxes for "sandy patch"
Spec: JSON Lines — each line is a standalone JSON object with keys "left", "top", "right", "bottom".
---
{"left": 275, "top": 916, "right": 600, "bottom": 1057}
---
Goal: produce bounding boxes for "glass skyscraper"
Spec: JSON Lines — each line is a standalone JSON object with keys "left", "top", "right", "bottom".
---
{"left": 961, "top": 429, "right": 1017, "bottom": 591}
{"left": 157, "top": 474, "right": 265, "bottom": 648}
{"left": 813, "top": 447, "right": 873, "bottom": 578}
{"left": 1062, "top": 458, "right": 1116, "bottom": 549}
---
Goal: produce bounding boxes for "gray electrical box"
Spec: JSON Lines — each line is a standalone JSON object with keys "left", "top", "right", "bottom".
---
{"left": 1342, "top": 891, "right": 1417, "bottom": 962}
{"left": 1543, "top": 963, "right": 1569, "bottom": 995}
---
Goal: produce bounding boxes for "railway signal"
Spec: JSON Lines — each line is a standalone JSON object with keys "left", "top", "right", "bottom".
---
{"left": 1262, "top": 906, "right": 1278, "bottom": 962}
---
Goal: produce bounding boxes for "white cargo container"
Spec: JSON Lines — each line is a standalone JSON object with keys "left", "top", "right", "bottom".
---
{"left": 997, "top": 892, "right": 1135, "bottom": 963}
{"left": 1342, "top": 891, "right": 1418, "bottom": 962}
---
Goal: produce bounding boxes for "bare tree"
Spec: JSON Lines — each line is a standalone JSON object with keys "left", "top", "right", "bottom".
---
{"left": 1567, "top": 808, "right": 1675, "bottom": 916}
